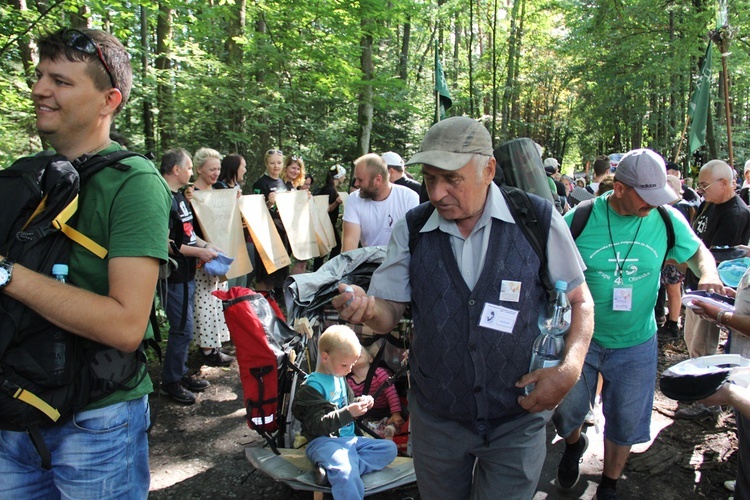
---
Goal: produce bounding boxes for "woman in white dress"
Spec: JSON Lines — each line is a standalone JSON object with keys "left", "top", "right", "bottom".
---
{"left": 191, "top": 147, "right": 234, "bottom": 366}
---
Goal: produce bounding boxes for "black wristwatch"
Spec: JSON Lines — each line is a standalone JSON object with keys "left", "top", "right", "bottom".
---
{"left": 0, "top": 258, "right": 14, "bottom": 290}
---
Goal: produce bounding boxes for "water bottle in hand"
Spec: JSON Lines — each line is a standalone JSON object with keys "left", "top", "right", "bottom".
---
{"left": 525, "top": 280, "right": 571, "bottom": 395}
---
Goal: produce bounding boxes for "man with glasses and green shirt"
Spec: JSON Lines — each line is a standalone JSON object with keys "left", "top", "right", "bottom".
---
{"left": 552, "top": 149, "right": 721, "bottom": 499}
{"left": 678, "top": 159, "right": 750, "bottom": 420}
{"left": 0, "top": 28, "right": 170, "bottom": 497}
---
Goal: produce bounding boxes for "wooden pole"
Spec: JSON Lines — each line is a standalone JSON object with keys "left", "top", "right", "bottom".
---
{"left": 674, "top": 114, "right": 690, "bottom": 162}
{"left": 720, "top": 38, "right": 734, "bottom": 167}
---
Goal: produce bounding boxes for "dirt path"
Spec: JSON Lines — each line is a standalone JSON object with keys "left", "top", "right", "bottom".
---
{"left": 147, "top": 339, "right": 737, "bottom": 499}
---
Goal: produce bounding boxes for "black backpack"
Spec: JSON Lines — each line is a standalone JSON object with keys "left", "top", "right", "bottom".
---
{"left": 0, "top": 150, "right": 152, "bottom": 468}
{"left": 406, "top": 186, "right": 556, "bottom": 301}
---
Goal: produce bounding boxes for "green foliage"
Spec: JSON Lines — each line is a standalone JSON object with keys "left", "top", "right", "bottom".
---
{"left": 4, "top": 0, "right": 750, "bottom": 175}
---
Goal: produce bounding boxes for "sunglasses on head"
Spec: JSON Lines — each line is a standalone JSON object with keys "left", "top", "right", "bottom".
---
{"left": 290, "top": 155, "right": 302, "bottom": 161}
{"left": 60, "top": 29, "right": 117, "bottom": 89}
{"left": 267, "top": 149, "right": 283, "bottom": 156}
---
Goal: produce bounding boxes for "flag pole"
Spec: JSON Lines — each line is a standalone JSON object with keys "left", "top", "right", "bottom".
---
{"left": 674, "top": 113, "right": 690, "bottom": 162}
{"left": 720, "top": 37, "right": 734, "bottom": 167}
{"left": 435, "top": 40, "right": 440, "bottom": 123}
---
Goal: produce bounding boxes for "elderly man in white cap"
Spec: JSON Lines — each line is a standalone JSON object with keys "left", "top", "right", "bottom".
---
{"left": 552, "top": 149, "right": 722, "bottom": 499}
{"left": 382, "top": 151, "right": 422, "bottom": 197}
{"left": 332, "top": 116, "right": 595, "bottom": 498}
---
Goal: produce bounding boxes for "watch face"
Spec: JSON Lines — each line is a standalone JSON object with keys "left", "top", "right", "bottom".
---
{"left": 0, "top": 267, "right": 8, "bottom": 286}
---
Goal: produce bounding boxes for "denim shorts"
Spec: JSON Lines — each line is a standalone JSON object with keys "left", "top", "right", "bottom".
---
{"left": 553, "top": 334, "right": 657, "bottom": 446}
{"left": 0, "top": 395, "right": 151, "bottom": 499}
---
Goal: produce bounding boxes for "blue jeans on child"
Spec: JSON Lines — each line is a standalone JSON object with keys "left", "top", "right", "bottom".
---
{"left": 161, "top": 280, "right": 196, "bottom": 385}
{"left": 0, "top": 395, "right": 151, "bottom": 499}
{"left": 306, "top": 435, "right": 397, "bottom": 499}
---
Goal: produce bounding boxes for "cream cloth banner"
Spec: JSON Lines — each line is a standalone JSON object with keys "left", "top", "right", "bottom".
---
{"left": 238, "top": 195, "right": 291, "bottom": 273}
{"left": 190, "top": 189, "right": 252, "bottom": 280}
{"left": 275, "top": 191, "right": 320, "bottom": 260}
{"left": 311, "top": 195, "right": 336, "bottom": 255}
{"left": 338, "top": 191, "right": 349, "bottom": 207}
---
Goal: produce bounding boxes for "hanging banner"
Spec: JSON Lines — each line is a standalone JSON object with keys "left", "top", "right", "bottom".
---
{"left": 310, "top": 195, "right": 336, "bottom": 255}
{"left": 275, "top": 191, "right": 320, "bottom": 260}
{"left": 238, "top": 194, "right": 291, "bottom": 273}
{"left": 190, "top": 189, "right": 252, "bottom": 280}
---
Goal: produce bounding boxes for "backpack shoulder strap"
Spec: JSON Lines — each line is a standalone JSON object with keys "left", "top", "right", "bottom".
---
{"left": 500, "top": 187, "right": 555, "bottom": 301}
{"left": 60, "top": 151, "right": 147, "bottom": 258}
{"left": 74, "top": 150, "right": 145, "bottom": 182}
{"left": 405, "top": 202, "right": 436, "bottom": 254}
{"left": 656, "top": 206, "right": 675, "bottom": 254}
{"left": 569, "top": 198, "right": 596, "bottom": 240}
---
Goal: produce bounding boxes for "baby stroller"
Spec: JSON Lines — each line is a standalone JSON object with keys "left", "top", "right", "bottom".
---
{"left": 285, "top": 247, "right": 413, "bottom": 455}
{"left": 214, "top": 257, "right": 415, "bottom": 496}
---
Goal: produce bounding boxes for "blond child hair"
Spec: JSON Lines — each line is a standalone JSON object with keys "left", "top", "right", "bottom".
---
{"left": 318, "top": 325, "right": 361, "bottom": 358}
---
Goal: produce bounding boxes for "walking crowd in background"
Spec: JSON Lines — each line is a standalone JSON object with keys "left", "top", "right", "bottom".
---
{"left": 5, "top": 25, "right": 750, "bottom": 500}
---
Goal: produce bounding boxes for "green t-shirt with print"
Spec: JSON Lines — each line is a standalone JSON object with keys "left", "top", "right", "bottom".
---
{"left": 565, "top": 193, "right": 701, "bottom": 349}
{"left": 68, "top": 143, "right": 171, "bottom": 409}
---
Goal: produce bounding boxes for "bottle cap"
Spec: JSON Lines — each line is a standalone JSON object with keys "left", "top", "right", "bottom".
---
{"left": 52, "top": 263, "right": 69, "bottom": 276}
{"left": 554, "top": 280, "right": 567, "bottom": 292}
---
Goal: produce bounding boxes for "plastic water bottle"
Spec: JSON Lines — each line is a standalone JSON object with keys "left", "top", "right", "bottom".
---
{"left": 52, "top": 263, "right": 68, "bottom": 283}
{"left": 525, "top": 280, "right": 571, "bottom": 395}
{"left": 49, "top": 263, "right": 71, "bottom": 383}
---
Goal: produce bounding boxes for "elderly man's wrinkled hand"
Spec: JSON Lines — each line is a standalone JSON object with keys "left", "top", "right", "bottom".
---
{"left": 331, "top": 283, "right": 375, "bottom": 325}
{"left": 516, "top": 365, "right": 579, "bottom": 413}
{"left": 697, "top": 276, "right": 726, "bottom": 296}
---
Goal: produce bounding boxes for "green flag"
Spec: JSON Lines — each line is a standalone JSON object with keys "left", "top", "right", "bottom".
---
{"left": 688, "top": 44, "right": 713, "bottom": 154}
{"left": 435, "top": 41, "right": 452, "bottom": 120}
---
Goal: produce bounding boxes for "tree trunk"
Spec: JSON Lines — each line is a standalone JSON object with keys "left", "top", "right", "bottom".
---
{"left": 141, "top": 6, "right": 155, "bottom": 154}
{"left": 398, "top": 18, "right": 410, "bottom": 81}
{"left": 468, "top": 0, "right": 475, "bottom": 116}
{"left": 12, "top": 0, "right": 37, "bottom": 90}
{"left": 502, "top": 0, "right": 522, "bottom": 140}
{"left": 225, "top": 0, "right": 247, "bottom": 155}
{"left": 156, "top": 2, "right": 175, "bottom": 151}
{"left": 357, "top": 23, "right": 374, "bottom": 156}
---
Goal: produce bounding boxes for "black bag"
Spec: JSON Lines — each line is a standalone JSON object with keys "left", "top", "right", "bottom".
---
{"left": 0, "top": 151, "right": 148, "bottom": 468}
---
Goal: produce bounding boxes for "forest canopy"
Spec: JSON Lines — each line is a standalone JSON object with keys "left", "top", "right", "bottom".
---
{"left": 3, "top": 0, "right": 750, "bottom": 183}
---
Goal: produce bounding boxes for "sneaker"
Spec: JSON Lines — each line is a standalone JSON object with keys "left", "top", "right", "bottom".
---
{"left": 725, "top": 480, "right": 736, "bottom": 492}
{"left": 181, "top": 375, "right": 210, "bottom": 393}
{"left": 674, "top": 402, "right": 721, "bottom": 420}
{"left": 557, "top": 433, "right": 589, "bottom": 489}
{"left": 202, "top": 348, "right": 235, "bottom": 367}
{"left": 596, "top": 485, "right": 621, "bottom": 500}
{"left": 657, "top": 320, "right": 680, "bottom": 343}
{"left": 160, "top": 382, "right": 196, "bottom": 405}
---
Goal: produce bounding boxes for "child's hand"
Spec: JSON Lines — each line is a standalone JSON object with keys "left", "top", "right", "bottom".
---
{"left": 347, "top": 396, "right": 374, "bottom": 417}
{"left": 388, "top": 412, "right": 405, "bottom": 427}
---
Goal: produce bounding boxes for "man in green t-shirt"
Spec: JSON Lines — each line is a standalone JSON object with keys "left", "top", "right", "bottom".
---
{"left": 551, "top": 149, "right": 722, "bottom": 500}
{"left": 0, "top": 28, "right": 170, "bottom": 497}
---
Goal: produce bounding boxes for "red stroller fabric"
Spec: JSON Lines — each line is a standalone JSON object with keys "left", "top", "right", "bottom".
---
{"left": 213, "top": 287, "right": 279, "bottom": 432}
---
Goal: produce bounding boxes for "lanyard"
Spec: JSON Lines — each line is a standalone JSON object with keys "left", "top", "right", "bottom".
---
{"left": 606, "top": 203, "right": 642, "bottom": 285}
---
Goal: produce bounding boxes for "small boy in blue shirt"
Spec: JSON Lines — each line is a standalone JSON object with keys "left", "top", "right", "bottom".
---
{"left": 292, "top": 325, "right": 398, "bottom": 499}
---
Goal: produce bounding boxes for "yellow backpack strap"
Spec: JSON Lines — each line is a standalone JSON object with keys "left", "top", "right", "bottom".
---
{"left": 52, "top": 196, "right": 108, "bottom": 259}
{"left": 11, "top": 386, "right": 61, "bottom": 422}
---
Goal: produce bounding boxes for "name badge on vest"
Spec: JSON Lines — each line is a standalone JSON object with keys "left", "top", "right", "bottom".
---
{"left": 612, "top": 285, "right": 633, "bottom": 311}
{"left": 500, "top": 280, "right": 522, "bottom": 302}
{"left": 479, "top": 303, "right": 518, "bottom": 333}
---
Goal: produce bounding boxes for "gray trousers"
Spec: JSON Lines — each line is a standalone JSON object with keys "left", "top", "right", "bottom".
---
{"left": 409, "top": 395, "right": 550, "bottom": 500}
{"left": 684, "top": 308, "right": 721, "bottom": 358}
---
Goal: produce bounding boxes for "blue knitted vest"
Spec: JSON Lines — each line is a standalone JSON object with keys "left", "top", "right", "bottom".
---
{"left": 409, "top": 204, "right": 549, "bottom": 434}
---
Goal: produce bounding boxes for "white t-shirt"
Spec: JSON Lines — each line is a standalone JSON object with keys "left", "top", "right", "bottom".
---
{"left": 343, "top": 184, "right": 419, "bottom": 247}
